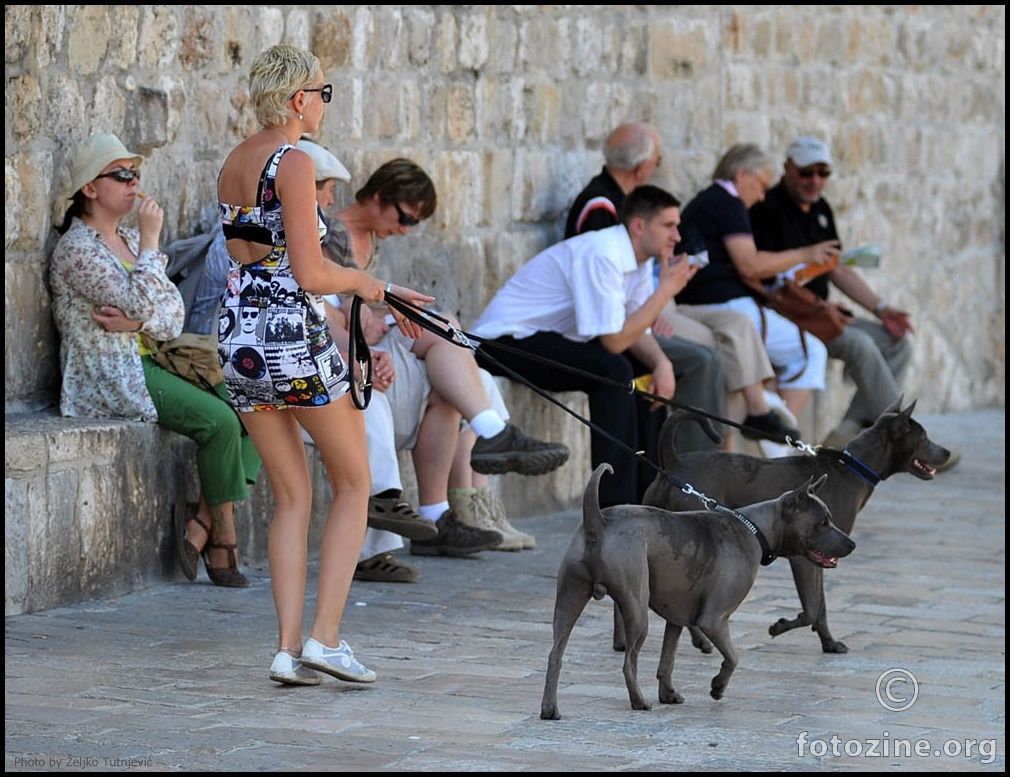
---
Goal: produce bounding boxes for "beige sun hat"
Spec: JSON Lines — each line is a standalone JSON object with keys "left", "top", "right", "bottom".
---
{"left": 68, "top": 132, "right": 143, "bottom": 197}
{"left": 295, "top": 138, "right": 352, "bottom": 183}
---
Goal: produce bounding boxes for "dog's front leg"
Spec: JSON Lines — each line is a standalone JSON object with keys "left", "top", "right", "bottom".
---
{"left": 771, "top": 558, "right": 848, "bottom": 653}
{"left": 656, "top": 621, "right": 685, "bottom": 705}
{"left": 699, "top": 619, "right": 738, "bottom": 700}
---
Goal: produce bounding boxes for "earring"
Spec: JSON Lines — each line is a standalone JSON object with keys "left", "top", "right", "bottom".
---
{"left": 297, "top": 113, "right": 303, "bottom": 121}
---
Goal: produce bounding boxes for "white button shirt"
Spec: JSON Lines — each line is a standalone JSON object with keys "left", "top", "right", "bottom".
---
{"left": 471, "top": 225, "right": 654, "bottom": 342}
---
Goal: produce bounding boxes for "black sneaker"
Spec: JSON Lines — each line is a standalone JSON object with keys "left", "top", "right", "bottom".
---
{"left": 409, "top": 510, "right": 503, "bottom": 557}
{"left": 740, "top": 411, "right": 801, "bottom": 442}
{"left": 470, "top": 424, "right": 571, "bottom": 476}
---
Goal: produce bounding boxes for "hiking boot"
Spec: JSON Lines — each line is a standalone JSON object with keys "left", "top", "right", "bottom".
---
{"left": 409, "top": 509, "right": 503, "bottom": 557}
{"left": 740, "top": 411, "right": 801, "bottom": 442}
{"left": 470, "top": 424, "right": 571, "bottom": 476}
{"left": 474, "top": 488, "right": 536, "bottom": 550}
{"left": 448, "top": 488, "right": 522, "bottom": 552}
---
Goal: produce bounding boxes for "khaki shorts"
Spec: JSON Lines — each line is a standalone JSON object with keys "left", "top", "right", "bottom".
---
{"left": 377, "top": 328, "right": 510, "bottom": 451}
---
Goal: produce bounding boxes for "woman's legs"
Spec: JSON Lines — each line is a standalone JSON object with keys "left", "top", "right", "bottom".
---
{"left": 295, "top": 398, "right": 370, "bottom": 649}
{"left": 240, "top": 409, "right": 314, "bottom": 655}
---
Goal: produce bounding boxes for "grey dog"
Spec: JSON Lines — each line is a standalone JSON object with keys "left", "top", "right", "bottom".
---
{"left": 635, "top": 397, "right": 952, "bottom": 655}
{"left": 540, "top": 464, "right": 855, "bottom": 720}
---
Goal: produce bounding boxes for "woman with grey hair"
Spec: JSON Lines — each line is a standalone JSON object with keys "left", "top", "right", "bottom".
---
{"left": 674, "top": 143, "right": 841, "bottom": 421}
{"left": 215, "top": 44, "right": 432, "bottom": 687}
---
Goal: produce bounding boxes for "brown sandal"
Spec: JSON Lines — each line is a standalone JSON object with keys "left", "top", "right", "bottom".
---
{"left": 174, "top": 501, "right": 207, "bottom": 581}
{"left": 353, "top": 552, "right": 419, "bottom": 583}
{"left": 202, "top": 542, "right": 250, "bottom": 588}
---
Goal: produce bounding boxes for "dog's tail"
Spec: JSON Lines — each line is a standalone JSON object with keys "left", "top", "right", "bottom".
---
{"left": 583, "top": 463, "right": 612, "bottom": 601}
{"left": 657, "top": 409, "right": 722, "bottom": 469}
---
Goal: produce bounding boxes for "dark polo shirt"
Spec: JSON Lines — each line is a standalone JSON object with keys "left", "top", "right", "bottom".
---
{"left": 749, "top": 180, "right": 840, "bottom": 300}
{"left": 674, "top": 183, "right": 755, "bottom": 305}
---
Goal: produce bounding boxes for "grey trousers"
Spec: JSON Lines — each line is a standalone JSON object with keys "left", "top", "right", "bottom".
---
{"left": 655, "top": 334, "right": 725, "bottom": 453}
{"left": 828, "top": 318, "right": 913, "bottom": 425}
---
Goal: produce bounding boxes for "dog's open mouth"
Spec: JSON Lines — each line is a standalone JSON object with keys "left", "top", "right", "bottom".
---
{"left": 807, "top": 549, "right": 839, "bottom": 569}
{"left": 909, "top": 457, "right": 938, "bottom": 480}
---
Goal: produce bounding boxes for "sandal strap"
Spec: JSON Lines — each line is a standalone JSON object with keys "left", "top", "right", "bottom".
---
{"left": 203, "top": 541, "right": 239, "bottom": 569}
{"left": 186, "top": 510, "right": 213, "bottom": 536}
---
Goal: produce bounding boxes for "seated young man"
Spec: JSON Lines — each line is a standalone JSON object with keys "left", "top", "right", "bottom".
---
{"left": 472, "top": 184, "right": 697, "bottom": 508}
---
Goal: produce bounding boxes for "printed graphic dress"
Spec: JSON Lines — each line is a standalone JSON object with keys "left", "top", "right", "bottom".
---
{"left": 217, "top": 144, "right": 348, "bottom": 411}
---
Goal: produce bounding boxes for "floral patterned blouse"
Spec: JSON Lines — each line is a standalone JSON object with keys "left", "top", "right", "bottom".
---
{"left": 48, "top": 217, "right": 185, "bottom": 421}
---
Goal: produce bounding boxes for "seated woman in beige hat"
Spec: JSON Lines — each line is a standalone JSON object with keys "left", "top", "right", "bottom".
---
{"left": 49, "top": 131, "right": 261, "bottom": 588}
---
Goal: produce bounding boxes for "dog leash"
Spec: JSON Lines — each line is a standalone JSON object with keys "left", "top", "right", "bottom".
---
{"left": 382, "top": 291, "right": 781, "bottom": 561}
{"left": 665, "top": 478, "right": 776, "bottom": 565}
{"left": 382, "top": 291, "right": 811, "bottom": 450}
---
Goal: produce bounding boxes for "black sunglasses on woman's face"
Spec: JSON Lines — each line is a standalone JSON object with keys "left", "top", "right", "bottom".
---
{"left": 95, "top": 169, "right": 141, "bottom": 184}
{"left": 393, "top": 202, "right": 420, "bottom": 227}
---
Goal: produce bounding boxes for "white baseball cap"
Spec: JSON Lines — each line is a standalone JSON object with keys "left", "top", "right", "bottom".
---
{"left": 786, "top": 135, "right": 833, "bottom": 168}
{"left": 295, "top": 138, "right": 351, "bottom": 183}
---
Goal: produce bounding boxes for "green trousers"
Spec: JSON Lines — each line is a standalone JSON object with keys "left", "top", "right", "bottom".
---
{"left": 142, "top": 356, "right": 261, "bottom": 506}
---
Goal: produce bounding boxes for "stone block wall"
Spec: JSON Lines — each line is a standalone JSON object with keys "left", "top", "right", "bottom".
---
{"left": 3, "top": 5, "right": 1005, "bottom": 613}
{"left": 5, "top": 5, "right": 1004, "bottom": 417}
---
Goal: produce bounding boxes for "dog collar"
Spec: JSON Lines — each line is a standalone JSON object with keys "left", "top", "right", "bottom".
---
{"left": 839, "top": 450, "right": 882, "bottom": 487}
{"left": 716, "top": 504, "right": 776, "bottom": 566}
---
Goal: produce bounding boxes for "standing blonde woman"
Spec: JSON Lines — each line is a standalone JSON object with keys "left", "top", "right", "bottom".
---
{"left": 216, "top": 44, "right": 432, "bottom": 686}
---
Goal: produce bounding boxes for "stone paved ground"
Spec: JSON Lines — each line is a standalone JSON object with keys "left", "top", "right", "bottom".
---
{"left": 5, "top": 410, "right": 1004, "bottom": 772}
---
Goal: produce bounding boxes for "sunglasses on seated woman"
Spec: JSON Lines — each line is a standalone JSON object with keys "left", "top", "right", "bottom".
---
{"left": 393, "top": 202, "right": 420, "bottom": 227}
{"left": 96, "top": 169, "right": 141, "bottom": 184}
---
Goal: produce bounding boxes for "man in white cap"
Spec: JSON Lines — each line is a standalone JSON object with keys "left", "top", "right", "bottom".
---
{"left": 748, "top": 135, "right": 959, "bottom": 470}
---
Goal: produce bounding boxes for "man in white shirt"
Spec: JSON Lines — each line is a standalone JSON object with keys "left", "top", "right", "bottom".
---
{"left": 471, "top": 185, "right": 698, "bottom": 507}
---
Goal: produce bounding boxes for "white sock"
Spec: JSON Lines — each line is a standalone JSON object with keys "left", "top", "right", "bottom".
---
{"left": 418, "top": 502, "right": 449, "bottom": 522}
{"left": 469, "top": 409, "right": 507, "bottom": 439}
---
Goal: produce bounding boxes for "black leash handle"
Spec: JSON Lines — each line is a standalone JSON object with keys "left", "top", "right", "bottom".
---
{"left": 347, "top": 295, "right": 373, "bottom": 410}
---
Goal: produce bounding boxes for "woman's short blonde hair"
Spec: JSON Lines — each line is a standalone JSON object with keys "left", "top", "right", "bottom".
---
{"left": 248, "top": 44, "right": 321, "bottom": 128}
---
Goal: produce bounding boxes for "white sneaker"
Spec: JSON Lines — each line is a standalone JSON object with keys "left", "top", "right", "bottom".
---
{"left": 269, "top": 651, "right": 321, "bottom": 686}
{"left": 300, "top": 637, "right": 377, "bottom": 683}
